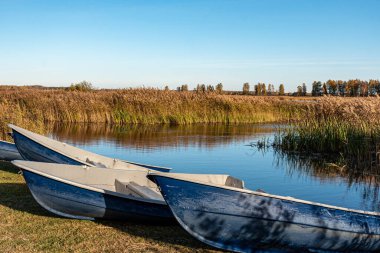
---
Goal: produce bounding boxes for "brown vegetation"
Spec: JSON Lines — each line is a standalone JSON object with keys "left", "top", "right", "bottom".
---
{"left": 0, "top": 86, "right": 308, "bottom": 138}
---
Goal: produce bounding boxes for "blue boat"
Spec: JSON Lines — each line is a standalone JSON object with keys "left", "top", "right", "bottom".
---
{"left": 9, "top": 124, "right": 170, "bottom": 172}
{"left": 12, "top": 160, "right": 173, "bottom": 221}
{"left": 0, "top": 140, "right": 23, "bottom": 161}
{"left": 148, "top": 173, "right": 380, "bottom": 252}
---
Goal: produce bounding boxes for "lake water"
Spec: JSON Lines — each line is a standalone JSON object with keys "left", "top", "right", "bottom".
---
{"left": 49, "top": 123, "right": 380, "bottom": 212}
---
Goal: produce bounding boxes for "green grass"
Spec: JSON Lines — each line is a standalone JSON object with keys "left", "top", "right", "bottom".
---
{"left": 274, "top": 97, "right": 380, "bottom": 169}
{"left": 0, "top": 161, "right": 217, "bottom": 253}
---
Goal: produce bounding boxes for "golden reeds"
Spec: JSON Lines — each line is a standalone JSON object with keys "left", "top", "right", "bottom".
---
{"left": 0, "top": 87, "right": 307, "bottom": 138}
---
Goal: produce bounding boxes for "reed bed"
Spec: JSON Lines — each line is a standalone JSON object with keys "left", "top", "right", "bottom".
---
{"left": 275, "top": 97, "right": 380, "bottom": 169}
{"left": 0, "top": 86, "right": 307, "bottom": 138}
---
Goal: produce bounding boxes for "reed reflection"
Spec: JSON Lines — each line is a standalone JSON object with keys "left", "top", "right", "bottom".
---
{"left": 273, "top": 150, "right": 380, "bottom": 212}
{"left": 50, "top": 123, "right": 277, "bottom": 150}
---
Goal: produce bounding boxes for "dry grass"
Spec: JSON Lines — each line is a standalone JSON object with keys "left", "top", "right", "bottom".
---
{"left": 0, "top": 86, "right": 308, "bottom": 139}
{"left": 0, "top": 161, "right": 217, "bottom": 253}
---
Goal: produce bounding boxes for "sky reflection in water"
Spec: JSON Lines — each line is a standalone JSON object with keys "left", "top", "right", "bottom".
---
{"left": 49, "top": 123, "right": 380, "bottom": 212}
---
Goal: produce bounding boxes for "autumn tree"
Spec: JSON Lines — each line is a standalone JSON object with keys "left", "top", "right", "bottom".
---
{"left": 297, "top": 85, "right": 303, "bottom": 96}
{"left": 196, "top": 84, "right": 206, "bottom": 93}
{"left": 279, "top": 84, "right": 285, "bottom": 95}
{"left": 216, "top": 83, "right": 223, "bottom": 94}
{"left": 261, "top": 83, "right": 267, "bottom": 95}
{"left": 267, "top": 84, "right": 274, "bottom": 95}
{"left": 242, "top": 82, "right": 250, "bottom": 95}
{"left": 180, "top": 84, "right": 188, "bottom": 91}
{"left": 360, "top": 80, "right": 369, "bottom": 97}
{"left": 322, "top": 83, "right": 328, "bottom": 95}
{"left": 337, "top": 80, "right": 345, "bottom": 96}
{"left": 326, "top": 80, "right": 337, "bottom": 95}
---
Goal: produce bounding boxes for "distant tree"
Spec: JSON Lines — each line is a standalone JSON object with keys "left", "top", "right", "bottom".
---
{"left": 369, "top": 79, "right": 380, "bottom": 95}
{"left": 267, "top": 84, "right": 274, "bottom": 95}
{"left": 297, "top": 85, "right": 303, "bottom": 96}
{"left": 216, "top": 83, "right": 223, "bottom": 94}
{"left": 279, "top": 84, "right": 285, "bottom": 95}
{"left": 69, "top": 81, "right": 94, "bottom": 91}
{"left": 181, "top": 84, "right": 188, "bottom": 92}
{"left": 302, "top": 83, "right": 307, "bottom": 96}
{"left": 242, "top": 82, "right": 250, "bottom": 95}
{"left": 261, "top": 83, "right": 267, "bottom": 95}
{"left": 373, "top": 79, "right": 380, "bottom": 95}
{"left": 348, "top": 79, "right": 360, "bottom": 96}
{"left": 322, "top": 83, "right": 328, "bottom": 95}
{"left": 326, "top": 80, "right": 337, "bottom": 95}
{"left": 196, "top": 84, "right": 206, "bottom": 93}
{"left": 311, "top": 81, "right": 322, "bottom": 96}
{"left": 345, "top": 81, "right": 352, "bottom": 96}
{"left": 337, "top": 80, "right": 345, "bottom": 96}
{"left": 164, "top": 85, "right": 169, "bottom": 91}
{"left": 176, "top": 86, "right": 181, "bottom": 92}
{"left": 200, "top": 84, "right": 206, "bottom": 93}
{"left": 360, "top": 80, "right": 369, "bottom": 97}
{"left": 207, "top": 85, "right": 214, "bottom": 92}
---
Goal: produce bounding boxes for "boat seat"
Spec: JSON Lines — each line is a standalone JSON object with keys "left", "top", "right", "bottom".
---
{"left": 225, "top": 176, "right": 244, "bottom": 189}
{"left": 85, "top": 158, "right": 107, "bottom": 168}
{"left": 114, "top": 179, "right": 163, "bottom": 201}
{"left": 115, "top": 179, "right": 130, "bottom": 195}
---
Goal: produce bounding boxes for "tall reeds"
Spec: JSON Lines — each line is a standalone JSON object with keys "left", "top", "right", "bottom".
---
{"left": 275, "top": 97, "right": 380, "bottom": 169}
{"left": 0, "top": 86, "right": 306, "bottom": 138}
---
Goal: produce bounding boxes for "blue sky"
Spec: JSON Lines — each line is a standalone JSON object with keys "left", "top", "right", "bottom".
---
{"left": 0, "top": 0, "right": 379, "bottom": 91}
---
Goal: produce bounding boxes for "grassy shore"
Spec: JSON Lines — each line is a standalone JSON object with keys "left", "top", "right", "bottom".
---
{"left": 0, "top": 86, "right": 309, "bottom": 138}
{"left": 0, "top": 161, "right": 217, "bottom": 253}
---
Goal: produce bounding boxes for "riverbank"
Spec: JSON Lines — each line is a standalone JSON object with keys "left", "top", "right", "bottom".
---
{"left": 0, "top": 161, "right": 216, "bottom": 252}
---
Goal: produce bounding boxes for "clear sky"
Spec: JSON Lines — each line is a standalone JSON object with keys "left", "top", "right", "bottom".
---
{"left": 0, "top": 0, "right": 379, "bottom": 91}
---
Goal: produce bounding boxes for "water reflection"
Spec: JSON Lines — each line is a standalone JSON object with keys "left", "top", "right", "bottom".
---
{"left": 274, "top": 151, "right": 380, "bottom": 212}
{"left": 47, "top": 123, "right": 380, "bottom": 212}
{"left": 50, "top": 123, "right": 277, "bottom": 150}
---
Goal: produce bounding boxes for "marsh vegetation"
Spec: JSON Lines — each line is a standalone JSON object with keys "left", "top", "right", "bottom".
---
{"left": 0, "top": 86, "right": 307, "bottom": 139}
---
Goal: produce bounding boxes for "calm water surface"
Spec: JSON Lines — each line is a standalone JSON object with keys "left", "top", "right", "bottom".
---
{"left": 49, "top": 123, "right": 380, "bottom": 212}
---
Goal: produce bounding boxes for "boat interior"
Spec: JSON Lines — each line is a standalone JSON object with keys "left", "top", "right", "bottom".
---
{"left": 12, "top": 160, "right": 244, "bottom": 202}
{"left": 149, "top": 173, "right": 245, "bottom": 189}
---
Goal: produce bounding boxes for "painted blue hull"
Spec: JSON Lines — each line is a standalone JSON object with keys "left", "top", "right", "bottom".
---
{"left": 22, "top": 169, "right": 173, "bottom": 221}
{"left": 150, "top": 175, "right": 380, "bottom": 252}
{"left": 12, "top": 129, "right": 170, "bottom": 172}
{"left": 0, "top": 140, "right": 23, "bottom": 161}
{"left": 13, "top": 130, "right": 83, "bottom": 165}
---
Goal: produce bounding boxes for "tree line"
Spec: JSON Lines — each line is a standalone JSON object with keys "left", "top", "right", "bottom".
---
{"left": 176, "top": 83, "right": 285, "bottom": 95}
{"left": 310, "top": 79, "right": 380, "bottom": 96}
{"left": 175, "top": 79, "right": 380, "bottom": 96}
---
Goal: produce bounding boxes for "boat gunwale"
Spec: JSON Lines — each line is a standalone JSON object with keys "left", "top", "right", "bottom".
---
{"left": 148, "top": 173, "right": 380, "bottom": 217}
{"left": 8, "top": 124, "right": 171, "bottom": 172}
{"left": 10, "top": 125, "right": 94, "bottom": 166}
{"left": 14, "top": 161, "right": 167, "bottom": 206}
{"left": 0, "top": 140, "right": 22, "bottom": 153}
